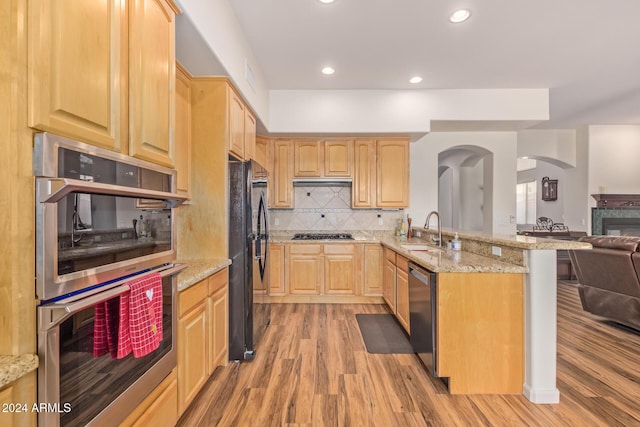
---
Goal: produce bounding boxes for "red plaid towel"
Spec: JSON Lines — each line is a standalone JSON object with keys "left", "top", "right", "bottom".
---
{"left": 127, "top": 272, "right": 163, "bottom": 358}
{"left": 117, "top": 292, "right": 132, "bottom": 359}
{"left": 93, "top": 303, "right": 108, "bottom": 357}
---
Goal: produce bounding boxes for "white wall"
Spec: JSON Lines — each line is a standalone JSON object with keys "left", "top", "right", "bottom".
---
{"left": 409, "top": 132, "right": 518, "bottom": 235}
{"left": 588, "top": 125, "right": 640, "bottom": 195}
{"left": 460, "top": 160, "right": 485, "bottom": 231}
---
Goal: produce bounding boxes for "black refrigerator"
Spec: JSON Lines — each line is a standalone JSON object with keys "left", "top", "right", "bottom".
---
{"left": 228, "top": 159, "right": 270, "bottom": 361}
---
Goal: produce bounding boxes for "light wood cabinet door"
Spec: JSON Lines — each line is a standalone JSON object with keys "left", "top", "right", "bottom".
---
{"left": 178, "top": 299, "right": 208, "bottom": 414}
{"left": 28, "top": 0, "right": 126, "bottom": 151}
{"left": 209, "top": 285, "right": 228, "bottom": 373}
{"left": 228, "top": 86, "right": 245, "bottom": 160}
{"left": 272, "top": 140, "right": 294, "bottom": 208}
{"left": 175, "top": 63, "right": 192, "bottom": 198}
{"left": 352, "top": 140, "right": 376, "bottom": 208}
{"left": 129, "top": 0, "right": 178, "bottom": 167}
{"left": 130, "top": 376, "right": 178, "bottom": 427}
{"left": 324, "top": 140, "right": 353, "bottom": 177}
{"left": 396, "top": 265, "right": 410, "bottom": 333}
{"left": 324, "top": 244, "right": 356, "bottom": 295}
{"left": 244, "top": 109, "right": 256, "bottom": 161}
{"left": 269, "top": 244, "right": 286, "bottom": 295}
{"left": 255, "top": 136, "right": 269, "bottom": 170}
{"left": 363, "top": 244, "right": 383, "bottom": 296}
{"left": 383, "top": 258, "right": 397, "bottom": 314}
{"left": 288, "top": 245, "right": 323, "bottom": 295}
{"left": 377, "top": 139, "right": 409, "bottom": 208}
{"left": 294, "top": 140, "right": 323, "bottom": 177}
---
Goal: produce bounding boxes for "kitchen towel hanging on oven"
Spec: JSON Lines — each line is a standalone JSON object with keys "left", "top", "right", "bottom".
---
{"left": 121, "top": 272, "right": 164, "bottom": 358}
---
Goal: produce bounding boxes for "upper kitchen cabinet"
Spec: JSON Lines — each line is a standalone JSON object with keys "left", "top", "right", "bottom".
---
{"left": 352, "top": 139, "right": 377, "bottom": 208}
{"left": 294, "top": 140, "right": 323, "bottom": 177}
{"left": 191, "top": 78, "right": 255, "bottom": 162}
{"left": 28, "top": 0, "right": 181, "bottom": 166}
{"left": 376, "top": 139, "right": 409, "bottom": 208}
{"left": 324, "top": 140, "right": 353, "bottom": 177}
{"left": 255, "top": 136, "right": 270, "bottom": 170}
{"left": 28, "top": 0, "right": 127, "bottom": 151}
{"left": 174, "top": 62, "right": 192, "bottom": 199}
{"left": 272, "top": 139, "right": 294, "bottom": 208}
{"left": 129, "top": 0, "right": 179, "bottom": 168}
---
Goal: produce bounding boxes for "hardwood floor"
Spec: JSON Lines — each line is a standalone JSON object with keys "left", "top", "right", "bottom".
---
{"left": 177, "top": 282, "right": 640, "bottom": 426}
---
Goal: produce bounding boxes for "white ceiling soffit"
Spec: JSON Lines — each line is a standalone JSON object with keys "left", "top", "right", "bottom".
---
{"left": 175, "top": 13, "right": 227, "bottom": 77}
{"left": 228, "top": 0, "right": 640, "bottom": 129}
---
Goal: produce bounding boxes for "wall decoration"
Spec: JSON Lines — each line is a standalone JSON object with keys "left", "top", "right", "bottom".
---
{"left": 541, "top": 176, "right": 558, "bottom": 201}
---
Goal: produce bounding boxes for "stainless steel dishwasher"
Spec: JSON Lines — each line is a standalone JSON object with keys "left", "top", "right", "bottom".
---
{"left": 409, "top": 262, "right": 438, "bottom": 377}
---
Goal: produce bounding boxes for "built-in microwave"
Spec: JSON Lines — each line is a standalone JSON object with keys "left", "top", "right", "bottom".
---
{"left": 33, "top": 132, "right": 187, "bottom": 302}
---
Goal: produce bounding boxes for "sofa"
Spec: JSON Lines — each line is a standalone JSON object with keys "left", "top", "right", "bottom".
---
{"left": 569, "top": 236, "right": 640, "bottom": 330}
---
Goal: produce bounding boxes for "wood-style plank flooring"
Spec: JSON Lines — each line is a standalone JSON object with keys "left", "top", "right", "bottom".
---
{"left": 177, "top": 282, "right": 640, "bottom": 426}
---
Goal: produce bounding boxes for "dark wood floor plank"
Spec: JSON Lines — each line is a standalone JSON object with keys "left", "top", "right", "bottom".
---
{"left": 177, "top": 285, "right": 640, "bottom": 427}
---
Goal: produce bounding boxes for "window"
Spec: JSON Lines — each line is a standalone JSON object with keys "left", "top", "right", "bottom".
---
{"left": 516, "top": 181, "right": 537, "bottom": 224}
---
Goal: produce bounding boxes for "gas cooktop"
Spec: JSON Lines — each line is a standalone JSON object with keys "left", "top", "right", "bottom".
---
{"left": 292, "top": 233, "right": 354, "bottom": 240}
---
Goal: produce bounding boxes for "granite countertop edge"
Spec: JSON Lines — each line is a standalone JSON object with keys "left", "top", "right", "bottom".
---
{"left": 176, "top": 258, "right": 232, "bottom": 291}
{"left": 0, "top": 354, "right": 39, "bottom": 389}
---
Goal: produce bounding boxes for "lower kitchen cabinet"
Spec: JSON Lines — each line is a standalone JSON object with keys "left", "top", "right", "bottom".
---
{"left": 383, "top": 247, "right": 397, "bottom": 313}
{"left": 177, "top": 267, "right": 228, "bottom": 415}
{"left": 395, "top": 255, "right": 410, "bottom": 333}
{"left": 363, "top": 243, "right": 383, "bottom": 296}
{"left": 288, "top": 244, "right": 323, "bottom": 295}
{"left": 120, "top": 370, "right": 178, "bottom": 427}
{"left": 269, "top": 244, "right": 286, "bottom": 295}
{"left": 324, "top": 244, "right": 357, "bottom": 295}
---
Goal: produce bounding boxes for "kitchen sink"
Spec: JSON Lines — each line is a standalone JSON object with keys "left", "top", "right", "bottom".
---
{"left": 400, "top": 244, "right": 441, "bottom": 252}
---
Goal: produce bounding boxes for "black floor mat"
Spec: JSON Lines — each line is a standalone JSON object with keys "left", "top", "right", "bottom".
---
{"left": 355, "top": 313, "right": 414, "bottom": 354}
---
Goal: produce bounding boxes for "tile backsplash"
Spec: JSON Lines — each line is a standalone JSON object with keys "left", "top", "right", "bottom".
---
{"left": 269, "top": 186, "right": 404, "bottom": 231}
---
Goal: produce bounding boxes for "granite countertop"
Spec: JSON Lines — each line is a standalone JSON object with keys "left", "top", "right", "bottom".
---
{"left": 380, "top": 236, "right": 527, "bottom": 274}
{"left": 175, "top": 258, "right": 232, "bottom": 291}
{"left": 420, "top": 228, "right": 592, "bottom": 250}
{"left": 0, "top": 354, "right": 38, "bottom": 388}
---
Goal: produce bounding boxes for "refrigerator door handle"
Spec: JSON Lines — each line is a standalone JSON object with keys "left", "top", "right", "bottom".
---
{"left": 257, "top": 192, "right": 268, "bottom": 279}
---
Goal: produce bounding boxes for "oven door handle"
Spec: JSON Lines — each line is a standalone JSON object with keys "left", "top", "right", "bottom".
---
{"left": 36, "top": 177, "right": 187, "bottom": 207}
{"left": 39, "top": 263, "right": 187, "bottom": 331}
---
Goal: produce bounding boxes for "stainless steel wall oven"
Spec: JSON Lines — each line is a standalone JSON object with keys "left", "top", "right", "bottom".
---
{"left": 34, "top": 133, "right": 187, "bottom": 426}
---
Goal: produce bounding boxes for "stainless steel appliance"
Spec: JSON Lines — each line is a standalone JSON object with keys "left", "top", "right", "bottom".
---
{"left": 33, "top": 132, "right": 188, "bottom": 426}
{"left": 33, "top": 132, "right": 186, "bottom": 302}
{"left": 291, "top": 233, "right": 354, "bottom": 240}
{"left": 408, "top": 262, "right": 438, "bottom": 377}
{"left": 228, "top": 159, "right": 270, "bottom": 361}
{"left": 38, "top": 263, "right": 186, "bottom": 427}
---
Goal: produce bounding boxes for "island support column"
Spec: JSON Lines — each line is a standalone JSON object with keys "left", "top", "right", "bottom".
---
{"left": 523, "top": 249, "right": 560, "bottom": 403}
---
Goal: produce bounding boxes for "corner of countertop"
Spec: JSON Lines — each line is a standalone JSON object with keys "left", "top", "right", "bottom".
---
{"left": 0, "top": 354, "right": 39, "bottom": 389}
{"left": 175, "top": 258, "right": 231, "bottom": 291}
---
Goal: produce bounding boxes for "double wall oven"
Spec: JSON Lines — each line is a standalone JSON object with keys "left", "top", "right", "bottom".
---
{"left": 34, "top": 133, "right": 187, "bottom": 426}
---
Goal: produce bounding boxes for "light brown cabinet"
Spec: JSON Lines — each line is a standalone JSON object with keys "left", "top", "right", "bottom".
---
{"left": 287, "top": 244, "right": 323, "bottom": 295}
{"left": 269, "top": 243, "right": 286, "bottom": 295}
{"left": 244, "top": 109, "right": 257, "bottom": 160}
{"left": 228, "top": 87, "right": 246, "bottom": 160}
{"left": 255, "top": 136, "right": 270, "bottom": 170}
{"left": 128, "top": 0, "right": 178, "bottom": 167}
{"left": 27, "top": 0, "right": 127, "bottom": 151}
{"left": 175, "top": 62, "right": 192, "bottom": 198}
{"left": 363, "top": 244, "right": 383, "bottom": 296}
{"left": 395, "top": 255, "right": 410, "bottom": 333}
{"left": 324, "top": 244, "right": 357, "bottom": 295}
{"left": 272, "top": 140, "right": 294, "bottom": 208}
{"left": 352, "top": 140, "right": 377, "bottom": 208}
{"left": 120, "top": 370, "right": 178, "bottom": 427}
{"left": 28, "top": 0, "right": 180, "bottom": 166}
{"left": 376, "top": 139, "right": 409, "bottom": 207}
{"left": 294, "top": 140, "right": 323, "bottom": 177}
{"left": 177, "top": 268, "right": 228, "bottom": 415}
{"left": 383, "top": 248, "right": 397, "bottom": 313}
{"left": 324, "top": 139, "right": 353, "bottom": 177}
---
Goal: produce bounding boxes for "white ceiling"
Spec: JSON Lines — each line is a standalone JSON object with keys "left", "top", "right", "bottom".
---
{"left": 224, "top": 0, "right": 640, "bottom": 129}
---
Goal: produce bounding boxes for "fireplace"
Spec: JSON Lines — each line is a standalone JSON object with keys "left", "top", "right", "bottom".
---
{"left": 591, "top": 194, "right": 640, "bottom": 236}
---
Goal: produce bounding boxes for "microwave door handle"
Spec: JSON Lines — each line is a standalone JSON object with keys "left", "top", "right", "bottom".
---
{"left": 36, "top": 177, "right": 187, "bottom": 206}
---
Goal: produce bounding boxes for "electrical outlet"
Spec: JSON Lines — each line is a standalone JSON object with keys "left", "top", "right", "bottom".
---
{"left": 492, "top": 246, "right": 502, "bottom": 256}
{"left": 274, "top": 218, "right": 280, "bottom": 225}
{"left": 378, "top": 217, "right": 383, "bottom": 225}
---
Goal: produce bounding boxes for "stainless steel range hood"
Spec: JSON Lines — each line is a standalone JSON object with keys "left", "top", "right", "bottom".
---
{"left": 292, "top": 178, "right": 352, "bottom": 187}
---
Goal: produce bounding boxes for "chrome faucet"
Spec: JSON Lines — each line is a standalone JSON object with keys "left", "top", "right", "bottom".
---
{"left": 424, "top": 211, "right": 442, "bottom": 247}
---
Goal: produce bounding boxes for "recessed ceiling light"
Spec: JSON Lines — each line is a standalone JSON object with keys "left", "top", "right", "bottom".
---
{"left": 450, "top": 9, "right": 471, "bottom": 23}
{"left": 409, "top": 76, "right": 423, "bottom": 84}
{"left": 322, "top": 66, "right": 335, "bottom": 75}
{"left": 318, "top": 0, "right": 335, "bottom": 3}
